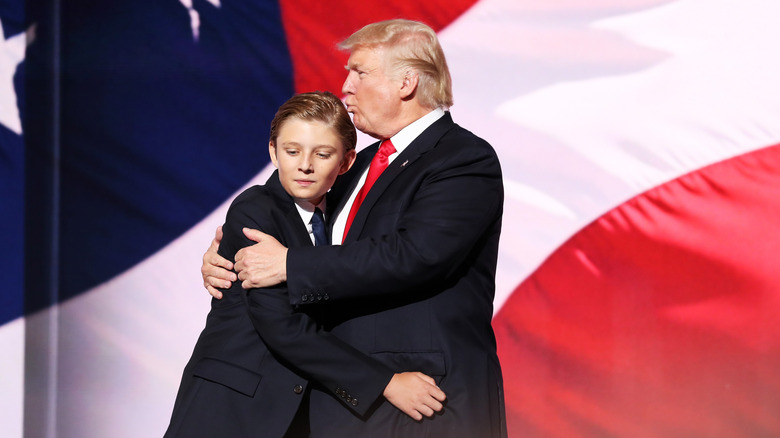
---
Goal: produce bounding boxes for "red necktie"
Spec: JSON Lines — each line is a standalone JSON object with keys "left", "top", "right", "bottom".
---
{"left": 342, "top": 139, "right": 396, "bottom": 242}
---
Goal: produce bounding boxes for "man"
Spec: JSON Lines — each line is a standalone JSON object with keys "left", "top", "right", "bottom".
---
{"left": 204, "top": 19, "right": 507, "bottom": 437}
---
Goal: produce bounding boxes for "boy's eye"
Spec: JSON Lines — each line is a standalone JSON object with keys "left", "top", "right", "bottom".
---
{"left": 285, "top": 149, "right": 299, "bottom": 156}
{"left": 316, "top": 153, "right": 332, "bottom": 159}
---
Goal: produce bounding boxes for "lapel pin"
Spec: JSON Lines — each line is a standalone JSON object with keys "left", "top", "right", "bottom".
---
{"left": 401, "top": 160, "right": 409, "bottom": 167}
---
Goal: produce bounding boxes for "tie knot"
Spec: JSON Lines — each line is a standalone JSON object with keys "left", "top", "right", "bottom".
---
{"left": 378, "top": 139, "right": 396, "bottom": 158}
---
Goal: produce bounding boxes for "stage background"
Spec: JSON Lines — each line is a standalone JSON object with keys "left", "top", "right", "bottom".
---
{"left": 2, "top": 0, "right": 779, "bottom": 436}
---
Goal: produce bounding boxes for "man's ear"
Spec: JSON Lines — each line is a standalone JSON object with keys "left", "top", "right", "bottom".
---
{"left": 399, "top": 70, "right": 419, "bottom": 100}
{"left": 340, "top": 149, "right": 357, "bottom": 174}
{"left": 268, "top": 141, "right": 279, "bottom": 168}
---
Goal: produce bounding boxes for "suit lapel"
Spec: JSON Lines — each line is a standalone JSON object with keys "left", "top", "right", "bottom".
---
{"left": 343, "top": 112, "right": 456, "bottom": 243}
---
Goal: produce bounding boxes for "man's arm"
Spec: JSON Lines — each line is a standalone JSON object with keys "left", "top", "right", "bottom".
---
{"left": 231, "top": 135, "right": 503, "bottom": 303}
{"left": 226, "top": 135, "right": 503, "bottom": 298}
{"left": 285, "top": 135, "right": 503, "bottom": 304}
{"left": 220, "top": 192, "right": 446, "bottom": 418}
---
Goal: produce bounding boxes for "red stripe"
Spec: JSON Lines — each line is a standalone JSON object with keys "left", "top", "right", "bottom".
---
{"left": 495, "top": 144, "right": 780, "bottom": 437}
{"left": 278, "top": 0, "right": 477, "bottom": 94}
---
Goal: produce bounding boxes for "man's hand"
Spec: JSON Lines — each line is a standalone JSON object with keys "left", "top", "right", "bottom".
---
{"left": 234, "top": 228, "right": 289, "bottom": 289}
{"left": 201, "top": 226, "right": 236, "bottom": 299}
{"left": 383, "top": 372, "right": 447, "bottom": 421}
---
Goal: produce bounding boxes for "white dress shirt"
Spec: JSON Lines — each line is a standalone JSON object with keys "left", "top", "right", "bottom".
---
{"left": 330, "top": 108, "right": 445, "bottom": 244}
{"left": 294, "top": 198, "right": 327, "bottom": 246}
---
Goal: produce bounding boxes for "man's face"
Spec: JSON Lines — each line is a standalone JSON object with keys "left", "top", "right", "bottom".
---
{"left": 270, "top": 118, "right": 355, "bottom": 205}
{"left": 342, "top": 47, "right": 402, "bottom": 139}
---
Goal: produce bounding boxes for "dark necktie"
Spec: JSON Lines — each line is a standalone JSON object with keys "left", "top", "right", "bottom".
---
{"left": 312, "top": 207, "right": 328, "bottom": 246}
{"left": 342, "top": 139, "right": 396, "bottom": 243}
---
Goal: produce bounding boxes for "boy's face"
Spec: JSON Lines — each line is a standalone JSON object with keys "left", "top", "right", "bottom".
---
{"left": 270, "top": 118, "right": 355, "bottom": 205}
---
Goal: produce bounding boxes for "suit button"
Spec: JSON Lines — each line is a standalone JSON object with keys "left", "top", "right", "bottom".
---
{"left": 293, "top": 385, "right": 303, "bottom": 394}
{"left": 323, "top": 294, "right": 329, "bottom": 300}
{"left": 351, "top": 399, "right": 359, "bottom": 406}
{"left": 316, "top": 294, "right": 322, "bottom": 301}
{"left": 301, "top": 295, "right": 308, "bottom": 302}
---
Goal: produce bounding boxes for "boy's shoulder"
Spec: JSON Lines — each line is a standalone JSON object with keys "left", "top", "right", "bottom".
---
{"left": 232, "top": 184, "right": 272, "bottom": 202}
{"left": 229, "top": 184, "right": 291, "bottom": 211}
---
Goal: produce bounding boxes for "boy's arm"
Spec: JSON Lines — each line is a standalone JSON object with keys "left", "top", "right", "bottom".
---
{"left": 246, "top": 283, "right": 445, "bottom": 419}
{"left": 221, "top": 196, "right": 445, "bottom": 418}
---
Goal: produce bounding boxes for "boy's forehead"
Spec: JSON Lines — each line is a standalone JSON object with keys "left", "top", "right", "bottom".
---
{"left": 276, "top": 119, "right": 346, "bottom": 151}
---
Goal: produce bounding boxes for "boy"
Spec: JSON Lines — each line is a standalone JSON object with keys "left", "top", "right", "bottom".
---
{"left": 165, "top": 92, "right": 445, "bottom": 438}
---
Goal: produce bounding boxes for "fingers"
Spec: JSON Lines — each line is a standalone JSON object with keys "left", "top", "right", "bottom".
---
{"left": 384, "top": 372, "right": 447, "bottom": 421}
{"left": 413, "top": 372, "right": 447, "bottom": 404}
{"left": 203, "top": 249, "right": 234, "bottom": 271}
{"left": 242, "top": 227, "right": 267, "bottom": 243}
{"left": 201, "top": 229, "right": 236, "bottom": 299}
{"left": 205, "top": 284, "right": 223, "bottom": 300}
{"left": 407, "top": 408, "right": 424, "bottom": 422}
{"left": 201, "top": 253, "right": 236, "bottom": 287}
{"left": 203, "top": 270, "right": 233, "bottom": 290}
{"left": 414, "top": 371, "right": 436, "bottom": 385}
{"left": 420, "top": 394, "right": 444, "bottom": 415}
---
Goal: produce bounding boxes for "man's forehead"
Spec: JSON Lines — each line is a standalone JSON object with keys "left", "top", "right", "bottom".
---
{"left": 347, "top": 47, "right": 383, "bottom": 68}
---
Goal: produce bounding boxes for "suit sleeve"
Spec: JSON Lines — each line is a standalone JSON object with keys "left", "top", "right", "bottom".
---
{"left": 218, "top": 192, "right": 394, "bottom": 416}
{"left": 286, "top": 133, "right": 504, "bottom": 305}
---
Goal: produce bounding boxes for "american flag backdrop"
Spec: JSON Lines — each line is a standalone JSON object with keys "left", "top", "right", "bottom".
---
{"left": 2, "top": 0, "right": 780, "bottom": 436}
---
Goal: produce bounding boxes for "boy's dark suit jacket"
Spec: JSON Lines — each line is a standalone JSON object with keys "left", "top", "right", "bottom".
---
{"left": 164, "top": 171, "right": 394, "bottom": 438}
{"left": 288, "top": 112, "right": 508, "bottom": 438}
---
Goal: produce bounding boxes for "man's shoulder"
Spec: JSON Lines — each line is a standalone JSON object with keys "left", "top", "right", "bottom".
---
{"left": 436, "top": 119, "right": 496, "bottom": 158}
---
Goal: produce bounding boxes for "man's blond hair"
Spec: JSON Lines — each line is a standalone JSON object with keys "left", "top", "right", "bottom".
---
{"left": 339, "top": 19, "right": 453, "bottom": 109}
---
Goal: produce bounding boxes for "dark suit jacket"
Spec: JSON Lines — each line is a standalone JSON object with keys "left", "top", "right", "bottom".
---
{"left": 165, "top": 171, "right": 394, "bottom": 438}
{"left": 287, "top": 112, "right": 508, "bottom": 438}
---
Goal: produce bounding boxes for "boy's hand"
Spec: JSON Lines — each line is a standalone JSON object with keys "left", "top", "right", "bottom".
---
{"left": 383, "top": 372, "right": 447, "bottom": 421}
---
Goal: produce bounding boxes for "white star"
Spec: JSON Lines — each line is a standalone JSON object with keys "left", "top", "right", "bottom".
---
{"left": 0, "top": 17, "right": 27, "bottom": 135}
{"left": 178, "top": 0, "right": 221, "bottom": 42}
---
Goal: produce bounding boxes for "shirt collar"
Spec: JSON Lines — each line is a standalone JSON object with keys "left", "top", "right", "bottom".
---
{"left": 294, "top": 198, "right": 327, "bottom": 225}
{"left": 387, "top": 107, "right": 445, "bottom": 155}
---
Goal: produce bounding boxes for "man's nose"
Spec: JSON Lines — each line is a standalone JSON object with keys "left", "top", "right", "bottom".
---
{"left": 342, "top": 74, "right": 354, "bottom": 95}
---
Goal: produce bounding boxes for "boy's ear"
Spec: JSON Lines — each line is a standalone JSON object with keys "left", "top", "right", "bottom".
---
{"left": 340, "top": 149, "right": 357, "bottom": 175}
{"left": 268, "top": 141, "right": 279, "bottom": 168}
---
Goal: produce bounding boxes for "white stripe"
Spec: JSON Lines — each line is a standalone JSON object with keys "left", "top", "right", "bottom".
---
{"left": 19, "top": 166, "right": 276, "bottom": 438}
{"left": 440, "top": 0, "right": 780, "bottom": 311}
{"left": 0, "top": 318, "right": 24, "bottom": 438}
